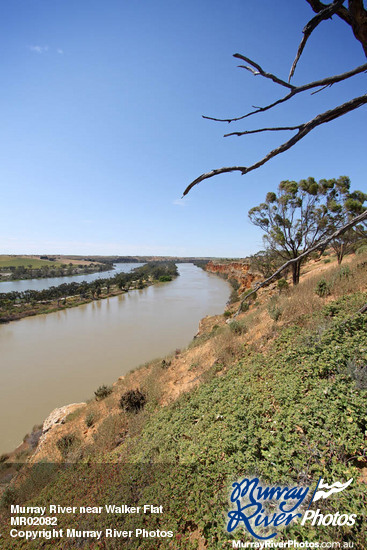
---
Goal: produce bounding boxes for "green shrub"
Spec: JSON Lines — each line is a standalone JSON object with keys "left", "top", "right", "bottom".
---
{"left": 85, "top": 413, "right": 96, "bottom": 428}
{"left": 315, "top": 278, "right": 331, "bottom": 297}
{"left": 228, "top": 278, "right": 240, "bottom": 291}
{"left": 267, "top": 297, "right": 282, "bottom": 321}
{"left": 158, "top": 275, "right": 172, "bottom": 282}
{"left": 240, "top": 301, "right": 249, "bottom": 312}
{"left": 229, "top": 320, "right": 247, "bottom": 335}
{"left": 356, "top": 245, "right": 367, "bottom": 255}
{"left": 94, "top": 384, "right": 113, "bottom": 401}
{"left": 277, "top": 278, "right": 289, "bottom": 292}
{"left": 337, "top": 265, "right": 351, "bottom": 279}
{"left": 323, "top": 258, "right": 331, "bottom": 264}
{"left": 223, "top": 310, "right": 231, "bottom": 318}
{"left": 56, "top": 434, "right": 78, "bottom": 458}
{"left": 119, "top": 389, "right": 146, "bottom": 413}
{"left": 228, "top": 288, "right": 238, "bottom": 304}
{"left": 323, "top": 303, "right": 340, "bottom": 317}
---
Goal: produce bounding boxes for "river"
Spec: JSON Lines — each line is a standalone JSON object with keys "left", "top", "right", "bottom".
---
{"left": 0, "top": 264, "right": 230, "bottom": 454}
{"left": 0, "top": 263, "right": 144, "bottom": 293}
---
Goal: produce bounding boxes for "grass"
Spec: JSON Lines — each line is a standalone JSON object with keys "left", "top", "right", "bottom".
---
{"left": 0, "top": 256, "right": 63, "bottom": 268}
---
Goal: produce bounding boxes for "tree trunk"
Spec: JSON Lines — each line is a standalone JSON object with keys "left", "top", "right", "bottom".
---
{"left": 292, "top": 259, "right": 301, "bottom": 285}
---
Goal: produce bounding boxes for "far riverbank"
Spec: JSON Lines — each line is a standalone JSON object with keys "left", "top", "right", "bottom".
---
{"left": 0, "top": 263, "right": 176, "bottom": 324}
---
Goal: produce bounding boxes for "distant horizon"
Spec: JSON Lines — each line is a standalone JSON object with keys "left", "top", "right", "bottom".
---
{"left": 0, "top": 252, "right": 244, "bottom": 259}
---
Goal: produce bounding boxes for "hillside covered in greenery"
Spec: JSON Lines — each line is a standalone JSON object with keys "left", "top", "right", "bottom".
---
{"left": 0, "top": 253, "right": 366, "bottom": 548}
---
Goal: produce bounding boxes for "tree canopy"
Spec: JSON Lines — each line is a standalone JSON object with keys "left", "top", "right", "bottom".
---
{"left": 248, "top": 176, "right": 366, "bottom": 284}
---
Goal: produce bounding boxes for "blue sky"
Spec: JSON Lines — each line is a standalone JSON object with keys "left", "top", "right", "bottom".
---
{"left": 1, "top": 0, "right": 366, "bottom": 257}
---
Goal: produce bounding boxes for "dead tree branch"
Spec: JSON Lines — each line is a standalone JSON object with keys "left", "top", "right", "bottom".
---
{"left": 183, "top": 95, "right": 367, "bottom": 196}
{"left": 233, "top": 54, "right": 295, "bottom": 89}
{"left": 202, "top": 62, "right": 367, "bottom": 124}
{"left": 224, "top": 126, "right": 300, "bottom": 137}
{"left": 289, "top": 0, "right": 346, "bottom": 80}
{"left": 234, "top": 209, "right": 367, "bottom": 317}
{"left": 307, "top": 0, "right": 367, "bottom": 55}
{"left": 185, "top": 2, "right": 367, "bottom": 197}
{"left": 306, "top": 1, "right": 353, "bottom": 27}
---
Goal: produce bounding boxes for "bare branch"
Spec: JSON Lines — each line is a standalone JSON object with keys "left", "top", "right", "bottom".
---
{"left": 182, "top": 167, "right": 247, "bottom": 198}
{"left": 348, "top": 0, "right": 367, "bottom": 56}
{"left": 289, "top": 0, "right": 346, "bottom": 81}
{"left": 306, "top": 0, "right": 367, "bottom": 54}
{"left": 202, "top": 63, "right": 367, "bottom": 124}
{"left": 311, "top": 83, "right": 331, "bottom": 95}
{"left": 183, "top": 95, "right": 367, "bottom": 196}
{"left": 224, "top": 126, "right": 302, "bottom": 138}
{"left": 306, "top": 0, "right": 352, "bottom": 26}
{"left": 233, "top": 54, "right": 295, "bottom": 89}
{"left": 234, "top": 209, "right": 367, "bottom": 316}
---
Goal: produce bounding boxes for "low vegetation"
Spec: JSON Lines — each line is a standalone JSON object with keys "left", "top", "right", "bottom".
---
{"left": 94, "top": 385, "right": 113, "bottom": 401}
{"left": 119, "top": 389, "right": 147, "bottom": 413}
{"left": 0, "top": 251, "right": 365, "bottom": 548}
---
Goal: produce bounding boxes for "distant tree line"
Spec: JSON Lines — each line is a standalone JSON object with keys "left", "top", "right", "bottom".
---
{"left": 0, "top": 263, "right": 178, "bottom": 310}
{"left": 0, "top": 262, "right": 112, "bottom": 282}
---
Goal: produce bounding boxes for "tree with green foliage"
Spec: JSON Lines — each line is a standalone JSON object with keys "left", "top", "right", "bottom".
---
{"left": 248, "top": 176, "right": 365, "bottom": 284}
{"left": 249, "top": 249, "right": 284, "bottom": 279}
{"left": 326, "top": 177, "right": 366, "bottom": 263}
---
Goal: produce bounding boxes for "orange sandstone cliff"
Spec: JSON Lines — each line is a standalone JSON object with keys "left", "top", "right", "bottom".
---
{"left": 205, "top": 260, "right": 259, "bottom": 294}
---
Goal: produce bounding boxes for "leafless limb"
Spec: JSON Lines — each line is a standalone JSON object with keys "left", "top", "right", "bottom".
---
{"left": 289, "top": 0, "right": 346, "bottom": 80}
{"left": 311, "top": 84, "right": 331, "bottom": 95}
{"left": 183, "top": 94, "right": 367, "bottom": 197}
{"left": 202, "top": 62, "right": 367, "bottom": 124}
{"left": 305, "top": 0, "right": 351, "bottom": 25}
{"left": 234, "top": 209, "right": 367, "bottom": 317}
{"left": 185, "top": 2, "right": 367, "bottom": 197}
{"left": 306, "top": 0, "right": 367, "bottom": 56}
{"left": 224, "top": 126, "right": 300, "bottom": 137}
{"left": 233, "top": 54, "right": 295, "bottom": 89}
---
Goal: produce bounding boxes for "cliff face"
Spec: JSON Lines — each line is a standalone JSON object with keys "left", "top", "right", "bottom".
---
{"left": 205, "top": 260, "right": 258, "bottom": 293}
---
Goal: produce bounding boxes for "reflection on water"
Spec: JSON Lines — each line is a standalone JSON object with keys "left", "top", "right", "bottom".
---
{"left": 0, "top": 264, "right": 229, "bottom": 453}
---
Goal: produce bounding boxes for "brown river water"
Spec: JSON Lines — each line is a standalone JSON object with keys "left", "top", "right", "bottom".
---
{"left": 0, "top": 264, "right": 230, "bottom": 454}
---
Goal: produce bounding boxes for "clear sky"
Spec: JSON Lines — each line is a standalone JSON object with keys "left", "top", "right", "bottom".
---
{"left": 1, "top": 0, "right": 366, "bottom": 257}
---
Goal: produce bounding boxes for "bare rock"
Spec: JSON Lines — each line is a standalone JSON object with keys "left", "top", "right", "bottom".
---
{"left": 42, "top": 403, "right": 86, "bottom": 434}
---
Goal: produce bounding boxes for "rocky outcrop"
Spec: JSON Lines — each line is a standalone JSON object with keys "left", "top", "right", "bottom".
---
{"left": 42, "top": 403, "right": 86, "bottom": 434}
{"left": 31, "top": 402, "right": 86, "bottom": 460}
{"left": 205, "top": 261, "right": 259, "bottom": 294}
